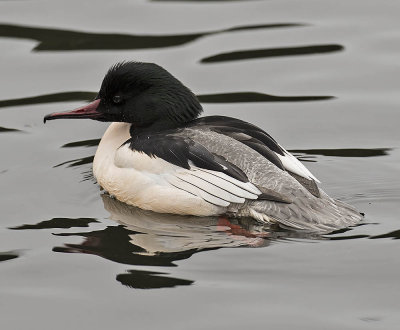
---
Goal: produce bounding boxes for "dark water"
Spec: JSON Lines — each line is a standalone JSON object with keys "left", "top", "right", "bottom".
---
{"left": 1, "top": 0, "right": 399, "bottom": 329}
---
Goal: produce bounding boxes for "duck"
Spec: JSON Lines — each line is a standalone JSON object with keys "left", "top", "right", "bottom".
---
{"left": 44, "top": 61, "right": 363, "bottom": 232}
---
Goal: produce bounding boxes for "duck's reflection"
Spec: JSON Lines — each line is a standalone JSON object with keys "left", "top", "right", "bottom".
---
{"left": 53, "top": 195, "right": 327, "bottom": 289}
{"left": 116, "top": 270, "right": 194, "bottom": 289}
{"left": 101, "top": 194, "right": 270, "bottom": 253}
{"left": 54, "top": 195, "right": 271, "bottom": 257}
{"left": 53, "top": 194, "right": 280, "bottom": 288}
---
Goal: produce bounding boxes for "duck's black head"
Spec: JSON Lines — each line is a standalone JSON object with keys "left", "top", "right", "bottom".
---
{"left": 44, "top": 62, "right": 203, "bottom": 132}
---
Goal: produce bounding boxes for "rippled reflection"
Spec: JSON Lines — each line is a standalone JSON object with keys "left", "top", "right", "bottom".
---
{"left": 0, "top": 126, "right": 20, "bottom": 133}
{"left": 0, "top": 23, "right": 302, "bottom": 52}
{"left": 58, "top": 194, "right": 271, "bottom": 257}
{"left": 0, "top": 91, "right": 96, "bottom": 109}
{"left": 0, "top": 251, "right": 19, "bottom": 263}
{"left": 151, "top": 0, "right": 251, "bottom": 2}
{"left": 51, "top": 195, "right": 320, "bottom": 289}
{"left": 9, "top": 217, "right": 98, "bottom": 230}
{"left": 198, "top": 92, "right": 333, "bottom": 103}
{"left": 326, "top": 225, "right": 400, "bottom": 241}
{"left": 0, "top": 90, "right": 332, "bottom": 110}
{"left": 53, "top": 225, "right": 189, "bottom": 267}
{"left": 201, "top": 44, "right": 344, "bottom": 63}
{"left": 370, "top": 230, "right": 400, "bottom": 240}
{"left": 289, "top": 148, "right": 392, "bottom": 157}
{"left": 116, "top": 270, "right": 194, "bottom": 289}
{"left": 62, "top": 139, "right": 100, "bottom": 148}
{"left": 54, "top": 156, "right": 94, "bottom": 168}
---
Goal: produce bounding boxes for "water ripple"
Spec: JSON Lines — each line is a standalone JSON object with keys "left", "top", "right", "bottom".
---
{"left": 0, "top": 126, "right": 21, "bottom": 133}
{"left": 54, "top": 156, "right": 94, "bottom": 168}
{"left": 0, "top": 23, "right": 303, "bottom": 51}
{"left": 0, "top": 91, "right": 96, "bottom": 108}
{"left": 201, "top": 44, "right": 344, "bottom": 63}
{"left": 198, "top": 92, "right": 333, "bottom": 103}
{"left": 116, "top": 270, "right": 194, "bottom": 289}
{"left": 62, "top": 139, "right": 100, "bottom": 148}
{"left": 0, "top": 251, "right": 19, "bottom": 263}
{"left": 0, "top": 91, "right": 333, "bottom": 109}
{"left": 9, "top": 217, "right": 98, "bottom": 230}
{"left": 289, "top": 148, "right": 392, "bottom": 158}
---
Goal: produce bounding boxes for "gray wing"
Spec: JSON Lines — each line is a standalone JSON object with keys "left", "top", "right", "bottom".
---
{"left": 180, "top": 127, "right": 302, "bottom": 198}
{"left": 190, "top": 116, "right": 320, "bottom": 183}
{"left": 181, "top": 127, "right": 362, "bottom": 232}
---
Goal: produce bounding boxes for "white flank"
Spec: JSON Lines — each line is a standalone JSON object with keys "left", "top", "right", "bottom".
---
{"left": 93, "top": 123, "right": 262, "bottom": 215}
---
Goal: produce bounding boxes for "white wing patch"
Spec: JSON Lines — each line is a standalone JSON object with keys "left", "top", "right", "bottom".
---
{"left": 277, "top": 145, "right": 320, "bottom": 183}
{"left": 167, "top": 168, "right": 261, "bottom": 207}
{"left": 189, "top": 169, "right": 260, "bottom": 199}
{"left": 196, "top": 169, "right": 261, "bottom": 195}
{"left": 167, "top": 175, "right": 230, "bottom": 207}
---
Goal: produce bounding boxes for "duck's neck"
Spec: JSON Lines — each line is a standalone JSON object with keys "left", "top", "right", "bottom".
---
{"left": 128, "top": 91, "right": 203, "bottom": 137}
{"left": 93, "top": 122, "right": 131, "bottom": 176}
{"left": 128, "top": 117, "right": 196, "bottom": 137}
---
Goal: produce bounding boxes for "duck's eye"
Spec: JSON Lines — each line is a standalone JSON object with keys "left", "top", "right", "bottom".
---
{"left": 113, "top": 95, "right": 123, "bottom": 104}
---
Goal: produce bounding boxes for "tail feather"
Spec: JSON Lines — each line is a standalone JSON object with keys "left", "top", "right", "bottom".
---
{"left": 246, "top": 189, "right": 363, "bottom": 232}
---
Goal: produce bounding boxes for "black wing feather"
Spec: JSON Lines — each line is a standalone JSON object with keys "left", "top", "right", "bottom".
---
{"left": 188, "top": 143, "right": 248, "bottom": 182}
{"left": 126, "top": 132, "right": 249, "bottom": 182}
{"left": 191, "top": 116, "right": 285, "bottom": 155}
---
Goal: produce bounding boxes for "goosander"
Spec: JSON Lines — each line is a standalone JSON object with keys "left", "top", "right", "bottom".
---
{"left": 44, "top": 62, "right": 363, "bottom": 232}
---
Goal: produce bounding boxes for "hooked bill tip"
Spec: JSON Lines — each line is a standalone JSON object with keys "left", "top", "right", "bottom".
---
{"left": 43, "top": 113, "right": 54, "bottom": 124}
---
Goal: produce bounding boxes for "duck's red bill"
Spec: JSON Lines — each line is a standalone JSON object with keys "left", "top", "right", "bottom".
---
{"left": 44, "top": 99, "right": 101, "bottom": 123}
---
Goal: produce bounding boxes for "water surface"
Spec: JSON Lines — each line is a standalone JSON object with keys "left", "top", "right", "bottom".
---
{"left": 0, "top": 0, "right": 399, "bottom": 329}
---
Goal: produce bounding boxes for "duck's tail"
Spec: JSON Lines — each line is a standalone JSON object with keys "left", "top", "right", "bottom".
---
{"left": 245, "top": 189, "right": 363, "bottom": 232}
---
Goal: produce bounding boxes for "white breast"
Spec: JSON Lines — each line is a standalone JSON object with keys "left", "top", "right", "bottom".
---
{"left": 93, "top": 123, "right": 226, "bottom": 216}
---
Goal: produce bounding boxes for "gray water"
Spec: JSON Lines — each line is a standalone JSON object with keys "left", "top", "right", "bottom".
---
{"left": 1, "top": 0, "right": 399, "bottom": 329}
